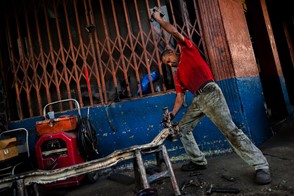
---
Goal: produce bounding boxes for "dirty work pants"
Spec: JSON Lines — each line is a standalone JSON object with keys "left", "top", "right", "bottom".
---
{"left": 178, "top": 82, "right": 269, "bottom": 170}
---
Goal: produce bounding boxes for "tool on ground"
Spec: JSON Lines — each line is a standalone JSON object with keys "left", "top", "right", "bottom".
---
{"left": 137, "top": 187, "right": 158, "bottom": 196}
{"left": 181, "top": 179, "right": 197, "bottom": 191}
{"left": 221, "top": 174, "right": 236, "bottom": 182}
{"left": 150, "top": 6, "right": 165, "bottom": 22}
{"left": 206, "top": 184, "right": 240, "bottom": 195}
{"left": 189, "top": 171, "right": 202, "bottom": 177}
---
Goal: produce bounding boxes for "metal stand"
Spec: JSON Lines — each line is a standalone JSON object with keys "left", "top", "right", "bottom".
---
{"left": 133, "top": 145, "right": 181, "bottom": 196}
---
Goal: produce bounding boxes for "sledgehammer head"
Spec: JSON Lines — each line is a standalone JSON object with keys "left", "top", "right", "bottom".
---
{"left": 150, "top": 6, "right": 165, "bottom": 22}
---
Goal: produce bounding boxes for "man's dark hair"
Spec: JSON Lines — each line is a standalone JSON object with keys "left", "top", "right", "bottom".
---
{"left": 160, "top": 49, "right": 173, "bottom": 61}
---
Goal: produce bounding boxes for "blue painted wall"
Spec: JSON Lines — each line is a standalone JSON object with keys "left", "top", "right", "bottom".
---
{"left": 279, "top": 76, "right": 292, "bottom": 116}
{"left": 8, "top": 77, "right": 272, "bottom": 165}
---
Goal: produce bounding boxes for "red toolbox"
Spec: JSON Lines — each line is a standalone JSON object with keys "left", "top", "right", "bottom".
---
{"left": 35, "top": 131, "right": 85, "bottom": 188}
{"left": 36, "top": 99, "right": 81, "bottom": 136}
{"left": 36, "top": 115, "right": 78, "bottom": 136}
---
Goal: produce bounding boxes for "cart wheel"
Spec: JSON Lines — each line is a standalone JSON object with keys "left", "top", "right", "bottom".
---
{"left": 86, "top": 171, "right": 99, "bottom": 184}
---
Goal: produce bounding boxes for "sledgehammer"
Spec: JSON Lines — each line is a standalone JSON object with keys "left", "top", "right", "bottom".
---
{"left": 206, "top": 184, "right": 240, "bottom": 195}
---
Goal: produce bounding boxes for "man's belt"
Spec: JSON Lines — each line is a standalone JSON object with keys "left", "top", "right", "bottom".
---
{"left": 194, "top": 80, "right": 215, "bottom": 96}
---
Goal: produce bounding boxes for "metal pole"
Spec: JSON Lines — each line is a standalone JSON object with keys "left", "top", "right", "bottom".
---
{"left": 161, "top": 145, "right": 181, "bottom": 196}
{"left": 135, "top": 149, "right": 150, "bottom": 189}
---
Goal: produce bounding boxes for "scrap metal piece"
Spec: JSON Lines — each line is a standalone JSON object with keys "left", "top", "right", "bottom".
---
{"left": 221, "top": 174, "right": 236, "bottom": 182}
{"left": 206, "top": 184, "right": 240, "bottom": 195}
{"left": 181, "top": 179, "right": 195, "bottom": 191}
{"left": 189, "top": 171, "right": 202, "bottom": 177}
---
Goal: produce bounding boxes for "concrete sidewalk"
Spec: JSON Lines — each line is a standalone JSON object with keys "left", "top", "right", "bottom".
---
{"left": 41, "top": 119, "right": 294, "bottom": 196}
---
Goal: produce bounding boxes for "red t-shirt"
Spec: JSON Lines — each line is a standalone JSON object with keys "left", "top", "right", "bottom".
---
{"left": 175, "top": 37, "right": 214, "bottom": 93}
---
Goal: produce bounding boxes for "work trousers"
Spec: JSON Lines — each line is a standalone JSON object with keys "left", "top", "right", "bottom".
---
{"left": 178, "top": 82, "right": 269, "bottom": 170}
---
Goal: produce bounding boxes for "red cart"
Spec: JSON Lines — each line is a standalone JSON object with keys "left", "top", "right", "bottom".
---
{"left": 35, "top": 99, "right": 85, "bottom": 189}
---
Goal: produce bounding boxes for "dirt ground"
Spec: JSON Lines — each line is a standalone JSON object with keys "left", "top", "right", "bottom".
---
{"left": 39, "top": 119, "right": 294, "bottom": 196}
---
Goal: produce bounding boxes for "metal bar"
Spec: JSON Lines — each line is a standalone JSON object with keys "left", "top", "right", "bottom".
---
{"left": 133, "top": 154, "right": 142, "bottom": 191}
{"left": 52, "top": 0, "right": 72, "bottom": 104}
{"left": 99, "top": 0, "right": 119, "bottom": 101}
{"left": 134, "top": 0, "right": 154, "bottom": 93}
{"left": 42, "top": 98, "right": 81, "bottom": 118}
{"left": 42, "top": 0, "right": 63, "bottom": 109}
{"left": 161, "top": 145, "right": 181, "bottom": 196}
{"left": 14, "top": 2, "right": 33, "bottom": 118}
{"left": 62, "top": 0, "right": 84, "bottom": 106}
{"left": 135, "top": 150, "right": 150, "bottom": 189}
{"left": 33, "top": 0, "right": 52, "bottom": 109}
{"left": 73, "top": 0, "right": 94, "bottom": 106}
{"left": 110, "top": 0, "right": 131, "bottom": 97}
{"left": 147, "top": 170, "right": 169, "bottom": 184}
{"left": 5, "top": 11, "right": 23, "bottom": 120}
{"left": 87, "top": 0, "right": 106, "bottom": 104}
{"left": 23, "top": 0, "right": 43, "bottom": 116}
{"left": 122, "top": 0, "right": 142, "bottom": 96}
{"left": 83, "top": 0, "right": 104, "bottom": 104}
{"left": 16, "top": 179, "right": 26, "bottom": 196}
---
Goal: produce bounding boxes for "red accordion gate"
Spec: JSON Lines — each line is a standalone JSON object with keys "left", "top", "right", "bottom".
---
{"left": 0, "top": 0, "right": 207, "bottom": 120}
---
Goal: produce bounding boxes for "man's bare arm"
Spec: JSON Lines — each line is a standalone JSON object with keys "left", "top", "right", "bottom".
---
{"left": 152, "top": 11, "right": 184, "bottom": 43}
{"left": 171, "top": 92, "right": 185, "bottom": 116}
